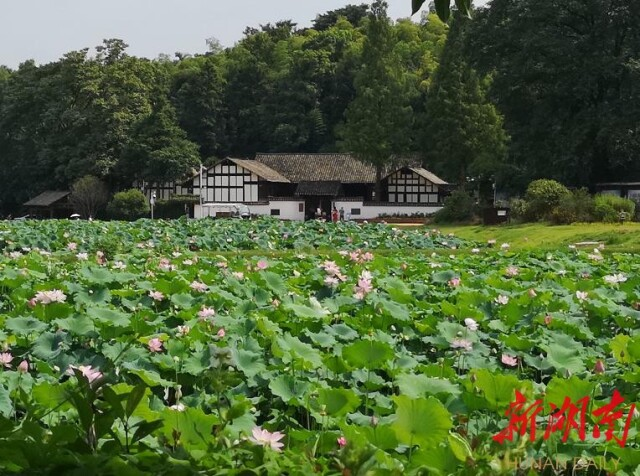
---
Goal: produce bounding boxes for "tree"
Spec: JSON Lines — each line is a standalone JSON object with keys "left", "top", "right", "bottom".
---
{"left": 69, "top": 175, "right": 109, "bottom": 218}
{"left": 339, "top": 1, "right": 414, "bottom": 201}
{"left": 171, "top": 55, "right": 228, "bottom": 158}
{"left": 107, "top": 189, "right": 149, "bottom": 220}
{"left": 119, "top": 98, "right": 201, "bottom": 183}
{"left": 313, "top": 4, "right": 369, "bottom": 31}
{"left": 468, "top": 0, "right": 640, "bottom": 187}
{"left": 422, "top": 15, "right": 508, "bottom": 185}
{"left": 411, "top": 0, "right": 472, "bottom": 21}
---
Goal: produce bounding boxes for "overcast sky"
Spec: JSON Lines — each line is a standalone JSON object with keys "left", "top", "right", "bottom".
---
{"left": 1, "top": 1, "right": 488, "bottom": 69}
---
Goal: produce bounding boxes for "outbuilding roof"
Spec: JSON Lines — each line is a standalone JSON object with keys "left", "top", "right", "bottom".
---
{"left": 23, "top": 190, "right": 71, "bottom": 207}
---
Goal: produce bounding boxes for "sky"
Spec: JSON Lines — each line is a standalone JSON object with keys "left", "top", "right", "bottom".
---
{"left": 1, "top": 0, "right": 488, "bottom": 69}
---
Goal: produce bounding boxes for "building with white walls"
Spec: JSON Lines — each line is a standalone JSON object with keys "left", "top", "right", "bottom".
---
{"left": 142, "top": 153, "right": 449, "bottom": 220}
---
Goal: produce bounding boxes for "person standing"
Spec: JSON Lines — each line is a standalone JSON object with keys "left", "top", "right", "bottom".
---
{"left": 332, "top": 206, "right": 339, "bottom": 223}
{"left": 339, "top": 207, "right": 345, "bottom": 221}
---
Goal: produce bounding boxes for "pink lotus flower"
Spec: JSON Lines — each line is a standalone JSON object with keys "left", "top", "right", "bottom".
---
{"left": 0, "top": 353, "right": 12, "bottom": 368}
{"left": 337, "top": 436, "right": 347, "bottom": 447}
{"left": 448, "top": 277, "right": 461, "bottom": 287}
{"left": 232, "top": 271, "right": 244, "bottom": 280}
{"left": 501, "top": 354, "right": 518, "bottom": 367}
{"left": 34, "top": 290, "right": 67, "bottom": 304}
{"left": 149, "top": 290, "right": 164, "bottom": 302}
{"left": 505, "top": 266, "right": 519, "bottom": 277}
{"left": 464, "top": 318, "right": 478, "bottom": 331}
{"left": 362, "top": 252, "right": 374, "bottom": 262}
{"left": 198, "top": 306, "right": 215, "bottom": 320}
{"left": 256, "top": 260, "right": 268, "bottom": 270}
{"left": 148, "top": 338, "right": 164, "bottom": 353}
{"left": 68, "top": 365, "right": 103, "bottom": 383}
{"left": 216, "top": 261, "right": 228, "bottom": 268}
{"left": 451, "top": 338, "right": 473, "bottom": 352}
{"left": 67, "top": 242, "right": 77, "bottom": 251}
{"left": 17, "top": 360, "right": 29, "bottom": 373}
{"left": 576, "top": 291, "right": 588, "bottom": 301}
{"left": 544, "top": 314, "right": 553, "bottom": 326}
{"left": 248, "top": 427, "right": 285, "bottom": 451}
{"left": 353, "top": 276, "right": 374, "bottom": 299}
{"left": 324, "top": 276, "right": 339, "bottom": 287}
{"left": 158, "top": 258, "right": 173, "bottom": 271}
{"left": 189, "top": 281, "right": 208, "bottom": 293}
{"left": 321, "top": 260, "right": 341, "bottom": 276}
{"left": 217, "top": 328, "right": 226, "bottom": 338}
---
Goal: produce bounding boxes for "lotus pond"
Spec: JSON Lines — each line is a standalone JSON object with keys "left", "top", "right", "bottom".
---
{"left": 0, "top": 219, "right": 637, "bottom": 475}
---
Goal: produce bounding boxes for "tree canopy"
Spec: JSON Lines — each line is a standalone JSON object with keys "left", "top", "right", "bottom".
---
{"left": 1, "top": 1, "right": 637, "bottom": 213}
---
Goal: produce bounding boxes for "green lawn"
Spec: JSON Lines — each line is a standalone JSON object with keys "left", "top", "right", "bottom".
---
{"left": 437, "top": 222, "right": 640, "bottom": 252}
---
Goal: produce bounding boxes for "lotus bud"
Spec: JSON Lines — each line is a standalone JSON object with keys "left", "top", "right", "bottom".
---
{"left": 594, "top": 360, "right": 605, "bottom": 374}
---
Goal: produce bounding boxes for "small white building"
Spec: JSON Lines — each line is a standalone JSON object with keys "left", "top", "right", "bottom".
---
{"left": 141, "top": 153, "right": 449, "bottom": 220}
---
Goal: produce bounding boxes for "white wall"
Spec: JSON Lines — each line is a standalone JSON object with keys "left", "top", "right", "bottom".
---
{"left": 194, "top": 201, "right": 305, "bottom": 221}
{"left": 333, "top": 200, "right": 442, "bottom": 220}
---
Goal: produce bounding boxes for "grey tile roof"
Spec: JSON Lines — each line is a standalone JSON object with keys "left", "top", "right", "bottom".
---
{"left": 295, "top": 181, "right": 343, "bottom": 197}
{"left": 229, "top": 158, "right": 291, "bottom": 183}
{"left": 255, "top": 153, "right": 447, "bottom": 185}
{"left": 256, "top": 153, "right": 378, "bottom": 183}
{"left": 24, "top": 190, "right": 70, "bottom": 207}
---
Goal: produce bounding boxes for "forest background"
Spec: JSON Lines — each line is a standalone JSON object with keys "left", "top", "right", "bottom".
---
{"left": 0, "top": 0, "right": 638, "bottom": 213}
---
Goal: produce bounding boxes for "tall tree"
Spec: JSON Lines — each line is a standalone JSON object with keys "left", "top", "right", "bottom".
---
{"left": 119, "top": 98, "right": 201, "bottom": 183}
{"left": 422, "top": 15, "right": 508, "bottom": 185}
{"left": 313, "top": 4, "right": 369, "bottom": 31}
{"left": 339, "top": 0, "right": 414, "bottom": 201}
{"left": 171, "top": 55, "right": 228, "bottom": 159}
{"left": 469, "top": 0, "right": 640, "bottom": 187}
{"left": 69, "top": 175, "right": 109, "bottom": 218}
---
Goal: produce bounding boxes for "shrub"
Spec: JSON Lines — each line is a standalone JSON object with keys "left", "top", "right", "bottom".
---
{"left": 549, "top": 188, "right": 595, "bottom": 224}
{"left": 593, "top": 194, "right": 635, "bottom": 223}
{"left": 155, "top": 195, "right": 199, "bottom": 219}
{"left": 508, "top": 198, "right": 528, "bottom": 223}
{"left": 524, "top": 179, "right": 570, "bottom": 221}
{"left": 433, "top": 190, "right": 476, "bottom": 223}
{"left": 107, "top": 189, "right": 150, "bottom": 221}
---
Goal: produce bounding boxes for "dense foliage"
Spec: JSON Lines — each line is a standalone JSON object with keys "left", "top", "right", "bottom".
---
{"left": 0, "top": 220, "right": 636, "bottom": 474}
{"left": 0, "top": 218, "right": 466, "bottom": 254}
{"left": 1, "top": 0, "right": 639, "bottom": 212}
{"left": 468, "top": 0, "right": 640, "bottom": 189}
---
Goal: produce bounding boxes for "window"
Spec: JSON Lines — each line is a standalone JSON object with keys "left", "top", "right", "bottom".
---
{"left": 270, "top": 209, "right": 281, "bottom": 216}
{"left": 298, "top": 203, "right": 304, "bottom": 212}
{"left": 351, "top": 208, "right": 361, "bottom": 215}
{"left": 401, "top": 169, "right": 413, "bottom": 176}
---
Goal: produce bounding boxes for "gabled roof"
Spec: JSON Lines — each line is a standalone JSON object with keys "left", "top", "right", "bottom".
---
{"left": 408, "top": 167, "right": 448, "bottom": 185}
{"left": 228, "top": 158, "right": 290, "bottom": 183}
{"left": 295, "top": 181, "right": 343, "bottom": 197}
{"left": 24, "top": 190, "right": 70, "bottom": 207}
{"left": 256, "top": 153, "right": 377, "bottom": 183}
{"left": 183, "top": 158, "right": 290, "bottom": 184}
{"left": 255, "top": 153, "right": 447, "bottom": 185}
